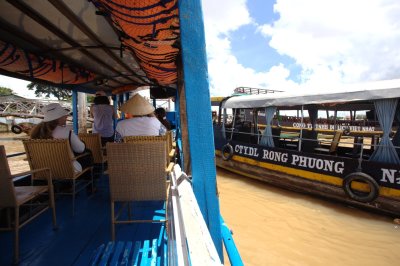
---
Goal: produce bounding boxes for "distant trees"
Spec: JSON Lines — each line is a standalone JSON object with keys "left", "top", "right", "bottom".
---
{"left": 0, "top": 86, "right": 14, "bottom": 96}
{"left": 27, "top": 82, "right": 72, "bottom": 100}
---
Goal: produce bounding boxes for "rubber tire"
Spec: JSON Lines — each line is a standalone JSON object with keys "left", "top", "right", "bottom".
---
{"left": 343, "top": 128, "right": 351, "bottom": 136}
{"left": 11, "top": 125, "right": 23, "bottom": 134}
{"left": 221, "top": 143, "right": 234, "bottom": 161}
{"left": 343, "top": 172, "right": 379, "bottom": 203}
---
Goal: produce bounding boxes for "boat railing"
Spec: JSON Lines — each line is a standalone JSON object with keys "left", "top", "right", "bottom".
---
{"left": 223, "top": 127, "right": 400, "bottom": 163}
{"left": 167, "top": 164, "right": 223, "bottom": 266}
{"left": 233, "top": 87, "right": 283, "bottom": 95}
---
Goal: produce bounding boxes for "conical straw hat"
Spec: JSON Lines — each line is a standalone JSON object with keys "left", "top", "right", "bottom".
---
{"left": 120, "top": 94, "right": 155, "bottom": 116}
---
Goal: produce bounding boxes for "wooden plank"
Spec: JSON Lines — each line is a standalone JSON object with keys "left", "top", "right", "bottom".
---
{"left": 176, "top": 167, "right": 223, "bottom": 265}
{"left": 110, "top": 241, "right": 124, "bottom": 266}
{"left": 90, "top": 243, "right": 105, "bottom": 266}
{"left": 121, "top": 241, "right": 132, "bottom": 266}
{"left": 150, "top": 238, "right": 158, "bottom": 266}
{"left": 140, "top": 240, "right": 149, "bottom": 266}
{"left": 131, "top": 241, "right": 141, "bottom": 266}
{"left": 99, "top": 242, "right": 114, "bottom": 266}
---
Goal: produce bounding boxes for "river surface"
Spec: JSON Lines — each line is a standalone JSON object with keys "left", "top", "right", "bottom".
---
{"left": 1, "top": 132, "right": 399, "bottom": 266}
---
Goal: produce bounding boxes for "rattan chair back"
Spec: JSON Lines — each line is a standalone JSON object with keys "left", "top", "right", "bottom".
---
{"left": 78, "top": 133, "right": 105, "bottom": 164}
{"left": 106, "top": 141, "right": 167, "bottom": 202}
{"left": 166, "top": 130, "right": 176, "bottom": 161}
{"left": 123, "top": 135, "right": 167, "bottom": 143}
{"left": 123, "top": 135, "right": 168, "bottom": 163}
{"left": 0, "top": 145, "right": 16, "bottom": 207}
{"left": 23, "top": 139, "right": 75, "bottom": 180}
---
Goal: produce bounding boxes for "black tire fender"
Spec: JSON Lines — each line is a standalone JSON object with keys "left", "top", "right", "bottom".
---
{"left": 11, "top": 125, "right": 23, "bottom": 134}
{"left": 343, "top": 128, "right": 351, "bottom": 136}
{"left": 221, "top": 143, "right": 234, "bottom": 161}
{"left": 343, "top": 172, "right": 379, "bottom": 203}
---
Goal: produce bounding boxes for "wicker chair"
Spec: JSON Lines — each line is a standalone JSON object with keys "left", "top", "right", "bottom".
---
{"left": 78, "top": 133, "right": 107, "bottom": 176}
{"left": 166, "top": 130, "right": 176, "bottom": 163}
{"left": 0, "top": 145, "right": 57, "bottom": 264}
{"left": 106, "top": 141, "right": 174, "bottom": 240}
{"left": 22, "top": 139, "right": 93, "bottom": 215}
{"left": 123, "top": 134, "right": 176, "bottom": 165}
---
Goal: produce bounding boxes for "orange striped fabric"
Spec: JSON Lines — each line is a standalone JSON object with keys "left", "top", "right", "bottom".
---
{"left": 93, "top": 0, "right": 180, "bottom": 86}
{"left": 0, "top": 40, "right": 96, "bottom": 85}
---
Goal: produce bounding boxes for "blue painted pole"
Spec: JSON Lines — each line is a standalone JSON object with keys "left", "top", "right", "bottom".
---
{"left": 72, "top": 90, "right": 78, "bottom": 133}
{"left": 175, "top": 91, "right": 183, "bottom": 169}
{"left": 220, "top": 216, "right": 244, "bottom": 266}
{"left": 113, "top": 94, "right": 118, "bottom": 129}
{"left": 120, "top": 94, "right": 125, "bottom": 120}
{"left": 178, "top": 0, "right": 223, "bottom": 259}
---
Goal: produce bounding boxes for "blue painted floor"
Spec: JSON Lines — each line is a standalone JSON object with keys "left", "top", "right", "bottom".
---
{"left": 0, "top": 176, "right": 167, "bottom": 266}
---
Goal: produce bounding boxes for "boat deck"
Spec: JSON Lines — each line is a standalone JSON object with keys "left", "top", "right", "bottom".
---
{"left": 0, "top": 175, "right": 167, "bottom": 266}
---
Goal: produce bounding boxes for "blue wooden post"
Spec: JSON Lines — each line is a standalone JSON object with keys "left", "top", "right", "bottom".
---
{"left": 120, "top": 94, "right": 125, "bottom": 120}
{"left": 113, "top": 94, "right": 118, "bottom": 130}
{"left": 178, "top": 0, "right": 223, "bottom": 258}
{"left": 72, "top": 90, "right": 78, "bottom": 133}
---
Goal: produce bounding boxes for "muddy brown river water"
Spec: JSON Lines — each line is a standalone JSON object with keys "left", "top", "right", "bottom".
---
{"left": 1, "top": 132, "right": 399, "bottom": 265}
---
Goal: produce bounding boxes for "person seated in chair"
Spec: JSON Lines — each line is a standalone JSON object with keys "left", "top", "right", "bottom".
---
{"left": 155, "top": 107, "right": 171, "bottom": 130}
{"left": 30, "top": 103, "right": 93, "bottom": 173}
{"left": 114, "top": 94, "right": 166, "bottom": 142}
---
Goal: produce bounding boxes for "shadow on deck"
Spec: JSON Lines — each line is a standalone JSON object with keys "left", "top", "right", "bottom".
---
{"left": 0, "top": 176, "right": 167, "bottom": 266}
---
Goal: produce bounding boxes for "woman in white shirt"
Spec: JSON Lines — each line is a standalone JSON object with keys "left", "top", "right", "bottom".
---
{"left": 30, "top": 103, "right": 87, "bottom": 173}
{"left": 115, "top": 94, "right": 166, "bottom": 142}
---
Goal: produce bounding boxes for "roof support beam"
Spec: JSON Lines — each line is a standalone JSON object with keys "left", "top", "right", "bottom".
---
{"left": 7, "top": 0, "right": 132, "bottom": 86}
{"left": 0, "top": 19, "right": 119, "bottom": 89}
{"left": 48, "top": 0, "right": 147, "bottom": 86}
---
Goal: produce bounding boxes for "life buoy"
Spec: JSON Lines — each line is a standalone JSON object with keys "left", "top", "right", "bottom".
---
{"left": 11, "top": 125, "right": 23, "bottom": 134}
{"left": 221, "top": 143, "right": 234, "bottom": 161}
{"left": 343, "top": 128, "right": 351, "bottom": 136}
{"left": 343, "top": 172, "right": 379, "bottom": 203}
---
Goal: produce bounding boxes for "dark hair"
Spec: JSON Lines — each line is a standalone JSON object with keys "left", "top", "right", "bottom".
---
{"left": 155, "top": 107, "right": 166, "bottom": 117}
{"left": 94, "top": 96, "right": 110, "bottom": 105}
{"left": 30, "top": 120, "right": 59, "bottom": 139}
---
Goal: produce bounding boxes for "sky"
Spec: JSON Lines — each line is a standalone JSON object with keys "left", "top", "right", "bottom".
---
{"left": 1, "top": 0, "right": 400, "bottom": 98}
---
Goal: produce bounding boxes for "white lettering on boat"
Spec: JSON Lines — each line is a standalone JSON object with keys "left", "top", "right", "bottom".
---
{"left": 292, "top": 123, "right": 375, "bottom": 132}
{"left": 234, "top": 145, "right": 259, "bottom": 157}
{"left": 291, "top": 154, "right": 344, "bottom": 174}
{"left": 233, "top": 144, "right": 346, "bottom": 174}
{"left": 380, "top": 168, "right": 400, "bottom": 184}
{"left": 262, "top": 150, "right": 288, "bottom": 163}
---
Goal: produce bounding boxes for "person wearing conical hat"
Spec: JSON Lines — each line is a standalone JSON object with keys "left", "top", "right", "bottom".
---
{"left": 114, "top": 94, "right": 166, "bottom": 142}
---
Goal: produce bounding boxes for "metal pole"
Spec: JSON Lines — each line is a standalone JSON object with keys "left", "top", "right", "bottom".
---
{"left": 72, "top": 90, "right": 78, "bottom": 133}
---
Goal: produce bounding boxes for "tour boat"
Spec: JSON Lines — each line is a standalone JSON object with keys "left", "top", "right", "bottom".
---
{"left": 214, "top": 79, "right": 400, "bottom": 217}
